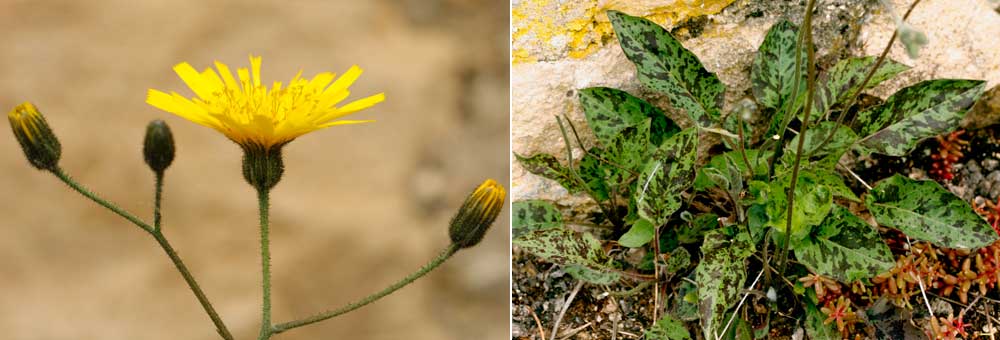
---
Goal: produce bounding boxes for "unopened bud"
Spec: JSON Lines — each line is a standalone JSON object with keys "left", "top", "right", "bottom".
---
{"left": 143, "top": 120, "right": 175, "bottom": 173}
{"left": 8, "top": 102, "right": 61, "bottom": 170}
{"left": 449, "top": 179, "right": 506, "bottom": 249}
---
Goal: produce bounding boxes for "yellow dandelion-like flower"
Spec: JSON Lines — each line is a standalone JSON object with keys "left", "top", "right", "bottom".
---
{"left": 146, "top": 55, "right": 385, "bottom": 149}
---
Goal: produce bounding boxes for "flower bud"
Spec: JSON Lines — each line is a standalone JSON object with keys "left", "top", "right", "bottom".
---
{"left": 143, "top": 120, "right": 175, "bottom": 174}
{"left": 7, "top": 102, "right": 61, "bottom": 170}
{"left": 449, "top": 179, "right": 506, "bottom": 249}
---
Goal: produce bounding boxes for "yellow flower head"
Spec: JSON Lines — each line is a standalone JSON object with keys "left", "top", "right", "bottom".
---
{"left": 147, "top": 55, "right": 385, "bottom": 149}
{"left": 449, "top": 179, "right": 506, "bottom": 249}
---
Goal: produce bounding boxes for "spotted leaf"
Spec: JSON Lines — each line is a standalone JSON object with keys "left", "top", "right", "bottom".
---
{"left": 780, "top": 121, "right": 858, "bottom": 169}
{"left": 696, "top": 227, "right": 753, "bottom": 340}
{"left": 608, "top": 11, "right": 725, "bottom": 127}
{"left": 858, "top": 79, "right": 986, "bottom": 156}
{"left": 514, "top": 228, "right": 618, "bottom": 277}
{"left": 866, "top": 174, "right": 997, "bottom": 249}
{"left": 514, "top": 152, "right": 579, "bottom": 192}
{"left": 809, "top": 57, "right": 909, "bottom": 119}
{"left": 579, "top": 87, "right": 680, "bottom": 147}
{"left": 512, "top": 200, "right": 563, "bottom": 239}
{"left": 794, "top": 206, "right": 894, "bottom": 283}
{"left": 636, "top": 128, "right": 699, "bottom": 226}
{"left": 751, "top": 20, "right": 808, "bottom": 137}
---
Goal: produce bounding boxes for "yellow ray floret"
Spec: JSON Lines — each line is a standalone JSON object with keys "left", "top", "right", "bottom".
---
{"left": 147, "top": 55, "right": 385, "bottom": 148}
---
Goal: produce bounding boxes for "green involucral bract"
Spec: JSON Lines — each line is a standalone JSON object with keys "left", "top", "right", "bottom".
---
{"left": 751, "top": 20, "right": 807, "bottom": 137}
{"left": 793, "top": 206, "right": 894, "bottom": 283}
{"left": 866, "top": 174, "right": 998, "bottom": 249}
{"left": 607, "top": 11, "right": 725, "bottom": 127}
{"left": 579, "top": 87, "right": 680, "bottom": 147}
{"left": 762, "top": 171, "right": 833, "bottom": 241}
{"left": 696, "top": 227, "right": 753, "bottom": 340}
{"left": 636, "top": 128, "right": 700, "bottom": 227}
{"left": 512, "top": 200, "right": 563, "bottom": 239}
{"left": 858, "top": 79, "right": 986, "bottom": 156}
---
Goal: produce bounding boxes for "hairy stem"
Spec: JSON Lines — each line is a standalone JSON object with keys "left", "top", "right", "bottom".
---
{"left": 271, "top": 244, "right": 459, "bottom": 335}
{"left": 776, "top": 0, "right": 818, "bottom": 275}
{"left": 257, "top": 187, "right": 273, "bottom": 340}
{"left": 51, "top": 167, "right": 234, "bottom": 340}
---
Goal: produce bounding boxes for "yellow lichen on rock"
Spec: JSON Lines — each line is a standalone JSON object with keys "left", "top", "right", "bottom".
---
{"left": 511, "top": 0, "right": 735, "bottom": 63}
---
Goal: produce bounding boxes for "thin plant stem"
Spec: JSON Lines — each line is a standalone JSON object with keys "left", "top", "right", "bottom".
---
{"left": 271, "top": 244, "right": 460, "bottom": 335}
{"left": 50, "top": 167, "right": 234, "bottom": 340}
{"left": 776, "top": 0, "right": 818, "bottom": 275}
{"left": 154, "top": 171, "right": 164, "bottom": 231}
{"left": 151, "top": 231, "right": 234, "bottom": 340}
{"left": 555, "top": 115, "right": 618, "bottom": 227}
{"left": 52, "top": 167, "right": 153, "bottom": 234}
{"left": 257, "top": 187, "right": 273, "bottom": 340}
{"left": 810, "top": 0, "right": 923, "bottom": 155}
{"left": 766, "top": 21, "right": 808, "bottom": 179}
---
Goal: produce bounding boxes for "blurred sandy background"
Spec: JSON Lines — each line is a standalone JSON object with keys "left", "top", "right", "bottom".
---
{"left": 0, "top": 0, "right": 508, "bottom": 339}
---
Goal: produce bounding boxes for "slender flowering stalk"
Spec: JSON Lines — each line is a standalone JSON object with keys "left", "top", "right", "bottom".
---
{"left": 272, "top": 179, "right": 506, "bottom": 335}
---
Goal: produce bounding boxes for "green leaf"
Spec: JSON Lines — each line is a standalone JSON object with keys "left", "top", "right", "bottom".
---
{"left": 577, "top": 149, "right": 612, "bottom": 201}
{"left": 679, "top": 213, "right": 718, "bottom": 244}
{"left": 645, "top": 314, "right": 692, "bottom": 340}
{"left": 866, "top": 174, "right": 998, "bottom": 249}
{"left": 763, "top": 172, "right": 834, "bottom": 240}
{"left": 695, "top": 150, "right": 769, "bottom": 191}
{"left": 810, "top": 57, "right": 909, "bottom": 118}
{"left": 608, "top": 10, "right": 725, "bottom": 126}
{"left": 794, "top": 206, "right": 894, "bottom": 283}
{"left": 781, "top": 121, "right": 858, "bottom": 169}
{"left": 579, "top": 87, "right": 680, "bottom": 147}
{"left": 515, "top": 153, "right": 580, "bottom": 192}
{"left": 514, "top": 228, "right": 620, "bottom": 275}
{"left": 512, "top": 200, "right": 563, "bottom": 239}
{"left": 812, "top": 169, "right": 860, "bottom": 202}
{"left": 696, "top": 227, "right": 753, "bottom": 339}
{"left": 673, "top": 279, "right": 700, "bottom": 321}
{"left": 858, "top": 79, "right": 986, "bottom": 156}
{"left": 636, "top": 128, "right": 700, "bottom": 226}
{"left": 564, "top": 265, "right": 621, "bottom": 285}
{"left": 751, "top": 20, "right": 807, "bottom": 137}
{"left": 619, "top": 218, "right": 656, "bottom": 247}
